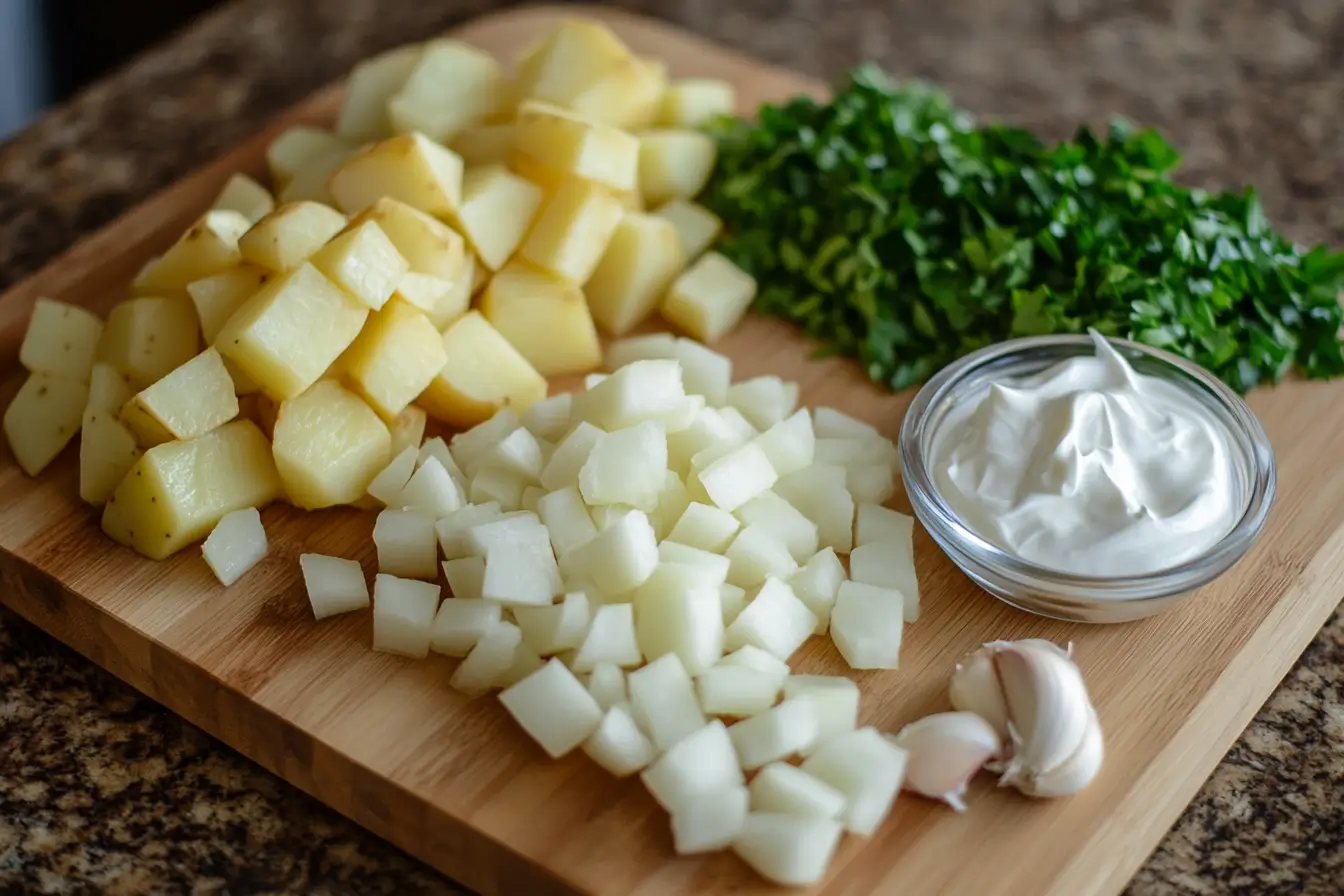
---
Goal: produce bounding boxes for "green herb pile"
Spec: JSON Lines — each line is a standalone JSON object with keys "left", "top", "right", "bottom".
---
{"left": 700, "top": 65, "right": 1344, "bottom": 393}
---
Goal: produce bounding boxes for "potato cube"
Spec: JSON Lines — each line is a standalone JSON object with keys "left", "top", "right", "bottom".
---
{"left": 519, "top": 178, "right": 624, "bottom": 284}
{"left": 336, "top": 44, "right": 423, "bottom": 142}
{"left": 328, "top": 132, "right": 464, "bottom": 217}
{"left": 372, "top": 573, "right": 441, "bottom": 658}
{"left": 418, "top": 311, "right": 546, "bottom": 428}
{"left": 212, "top": 173, "right": 275, "bottom": 224}
{"left": 388, "top": 39, "right": 502, "bottom": 143}
{"left": 239, "top": 201, "right": 348, "bottom": 273}
{"left": 217, "top": 263, "right": 369, "bottom": 400}
{"left": 513, "top": 20, "right": 633, "bottom": 109}
{"left": 78, "top": 408, "right": 141, "bottom": 505}
{"left": 267, "top": 127, "right": 350, "bottom": 187}
{"left": 4, "top": 373, "right": 89, "bottom": 475}
{"left": 373, "top": 509, "right": 438, "bottom": 579}
{"left": 514, "top": 100, "right": 639, "bottom": 194}
{"left": 651, "top": 199, "right": 722, "bottom": 261}
{"left": 657, "top": 79, "right": 736, "bottom": 128}
{"left": 87, "top": 362, "right": 134, "bottom": 412}
{"left": 271, "top": 380, "right": 390, "bottom": 508}
{"left": 300, "top": 553, "right": 370, "bottom": 620}
{"left": 133, "top": 210, "right": 251, "bottom": 297}
{"left": 448, "top": 165, "right": 543, "bottom": 271}
{"left": 19, "top": 298, "right": 103, "bottom": 381}
{"left": 479, "top": 261, "right": 600, "bottom": 376}
{"left": 637, "top": 130, "right": 717, "bottom": 207}
{"left": 585, "top": 212, "right": 685, "bottom": 336}
{"left": 277, "top": 144, "right": 358, "bottom": 207}
{"left": 95, "top": 296, "right": 201, "bottom": 390}
{"left": 100, "top": 420, "right": 281, "bottom": 560}
{"left": 120, "top": 347, "right": 238, "bottom": 447}
{"left": 451, "top": 123, "right": 515, "bottom": 167}
{"left": 388, "top": 405, "right": 427, "bottom": 456}
{"left": 340, "top": 299, "right": 446, "bottom": 419}
{"left": 570, "top": 56, "right": 667, "bottom": 131}
{"left": 187, "top": 266, "right": 271, "bottom": 343}
{"left": 661, "top": 251, "right": 757, "bottom": 344}
{"left": 301, "top": 219, "right": 408, "bottom": 312}
{"left": 201, "top": 507, "right": 268, "bottom": 586}
{"left": 346, "top": 197, "right": 468, "bottom": 324}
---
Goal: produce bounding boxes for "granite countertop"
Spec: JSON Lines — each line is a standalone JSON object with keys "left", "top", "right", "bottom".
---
{"left": 1, "top": 0, "right": 1341, "bottom": 893}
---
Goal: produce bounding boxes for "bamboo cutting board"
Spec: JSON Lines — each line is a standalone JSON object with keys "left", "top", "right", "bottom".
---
{"left": 1, "top": 6, "right": 1341, "bottom": 895}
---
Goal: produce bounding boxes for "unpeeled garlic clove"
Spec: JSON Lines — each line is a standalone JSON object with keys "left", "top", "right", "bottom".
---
{"left": 1012, "top": 705, "right": 1104, "bottom": 798}
{"left": 948, "top": 648, "right": 1010, "bottom": 741}
{"left": 990, "top": 639, "right": 1092, "bottom": 784}
{"left": 888, "top": 711, "right": 1002, "bottom": 812}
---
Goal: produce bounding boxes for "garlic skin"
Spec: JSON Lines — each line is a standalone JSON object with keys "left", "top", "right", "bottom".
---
{"left": 1013, "top": 706, "right": 1104, "bottom": 798}
{"left": 948, "top": 649, "right": 1010, "bottom": 739}
{"left": 888, "top": 711, "right": 1001, "bottom": 812}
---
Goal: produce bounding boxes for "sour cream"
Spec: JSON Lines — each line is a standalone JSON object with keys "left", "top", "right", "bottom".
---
{"left": 929, "top": 331, "right": 1240, "bottom": 577}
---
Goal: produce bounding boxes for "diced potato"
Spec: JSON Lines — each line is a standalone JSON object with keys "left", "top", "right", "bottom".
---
{"left": 366, "top": 444, "right": 417, "bottom": 505}
{"left": 518, "top": 178, "right": 624, "bottom": 284}
{"left": 418, "top": 311, "right": 547, "bottom": 428}
{"left": 344, "top": 197, "right": 468, "bottom": 325}
{"left": 388, "top": 405, "right": 427, "bottom": 456}
{"left": 388, "top": 39, "right": 502, "bottom": 143}
{"left": 658, "top": 79, "right": 736, "bottom": 128}
{"left": 328, "top": 132, "right": 464, "bottom": 218}
{"left": 217, "top": 263, "right": 369, "bottom": 400}
{"left": 87, "top": 362, "right": 134, "bottom": 412}
{"left": 661, "top": 251, "right": 758, "bottom": 344}
{"left": 19, "top": 298, "right": 103, "bottom": 382}
{"left": 212, "top": 173, "right": 275, "bottom": 224}
{"left": 373, "top": 509, "right": 438, "bottom": 579}
{"left": 272, "top": 380, "right": 391, "bottom": 508}
{"left": 849, "top": 540, "right": 919, "bottom": 622}
{"left": 512, "top": 20, "right": 634, "bottom": 109}
{"left": 266, "top": 127, "right": 350, "bottom": 187}
{"left": 201, "top": 507, "right": 268, "bottom": 586}
{"left": 79, "top": 408, "right": 141, "bottom": 505}
{"left": 241, "top": 392, "right": 281, "bottom": 439}
{"left": 133, "top": 211, "right": 251, "bottom": 297}
{"left": 336, "top": 44, "right": 423, "bottom": 142}
{"left": 121, "top": 348, "right": 238, "bottom": 446}
{"left": 566, "top": 508, "right": 659, "bottom": 599}
{"left": 479, "top": 261, "right": 601, "bottom": 376}
{"left": 585, "top": 212, "right": 685, "bottom": 336}
{"left": 514, "top": 591, "right": 591, "bottom": 656}
{"left": 308, "top": 220, "right": 409, "bottom": 311}
{"left": 372, "top": 573, "right": 440, "bottom": 658}
{"left": 651, "top": 199, "right": 722, "bottom": 262}
{"left": 586, "top": 663, "right": 628, "bottom": 711}
{"left": 340, "top": 299, "right": 447, "bottom": 419}
{"left": 300, "top": 553, "right": 370, "bottom": 620}
{"left": 697, "top": 442, "right": 777, "bottom": 513}
{"left": 277, "top": 144, "right": 359, "bottom": 206}
{"left": 629, "top": 653, "right": 707, "bottom": 751}
{"left": 719, "top": 583, "right": 748, "bottom": 625}
{"left": 4, "top": 373, "right": 88, "bottom": 476}
{"left": 448, "top": 165, "right": 544, "bottom": 271}
{"left": 451, "top": 123, "right": 515, "bottom": 167}
{"left": 514, "top": 100, "right": 639, "bottom": 194}
{"left": 239, "top": 201, "right": 347, "bottom": 273}
{"left": 95, "top": 297, "right": 200, "bottom": 390}
{"left": 101, "top": 420, "right": 281, "bottom": 560}
{"left": 500, "top": 657, "right": 603, "bottom": 758}
{"left": 187, "top": 266, "right": 271, "bottom": 343}
{"left": 637, "top": 130, "right": 717, "bottom": 207}
{"left": 570, "top": 56, "right": 667, "bottom": 131}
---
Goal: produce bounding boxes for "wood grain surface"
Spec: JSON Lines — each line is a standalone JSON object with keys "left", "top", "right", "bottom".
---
{"left": 0, "top": 6, "right": 1340, "bottom": 895}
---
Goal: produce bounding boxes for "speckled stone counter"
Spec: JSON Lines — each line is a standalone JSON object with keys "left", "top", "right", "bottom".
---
{"left": 1, "top": 1, "right": 1341, "bottom": 893}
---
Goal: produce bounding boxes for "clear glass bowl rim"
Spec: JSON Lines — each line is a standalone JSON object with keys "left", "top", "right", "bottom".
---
{"left": 898, "top": 332, "right": 1277, "bottom": 604}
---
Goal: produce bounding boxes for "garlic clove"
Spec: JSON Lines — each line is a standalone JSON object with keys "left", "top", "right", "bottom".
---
{"left": 1010, "top": 705, "right": 1104, "bottom": 798}
{"left": 948, "top": 647, "right": 1011, "bottom": 740}
{"left": 887, "top": 711, "right": 1002, "bottom": 812}
{"left": 990, "top": 639, "right": 1091, "bottom": 784}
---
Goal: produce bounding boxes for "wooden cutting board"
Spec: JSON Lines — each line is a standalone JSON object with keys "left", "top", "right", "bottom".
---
{"left": 2, "top": 5, "right": 1341, "bottom": 894}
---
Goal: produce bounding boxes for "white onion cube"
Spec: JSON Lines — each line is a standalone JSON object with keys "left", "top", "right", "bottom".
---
{"left": 565, "top": 509, "right": 658, "bottom": 598}
{"left": 633, "top": 575, "right": 723, "bottom": 676}
{"left": 373, "top": 509, "right": 438, "bottom": 579}
{"left": 586, "top": 662, "right": 628, "bottom": 710}
{"left": 481, "top": 426, "right": 545, "bottom": 482}
{"left": 419, "top": 436, "right": 469, "bottom": 493}
{"left": 202, "top": 507, "right": 268, "bottom": 587}
{"left": 735, "top": 491, "right": 818, "bottom": 563}
{"left": 572, "top": 603, "right": 642, "bottom": 672}
{"left": 399, "top": 455, "right": 465, "bottom": 519}
{"left": 521, "top": 392, "right": 573, "bottom": 443}
{"left": 728, "top": 698, "right": 819, "bottom": 769}
{"left": 719, "top": 645, "right": 791, "bottom": 683}
{"left": 783, "top": 675, "right": 860, "bottom": 746}
{"left": 579, "top": 421, "right": 667, "bottom": 511}
{"left": 724, "top": 524, "right": 798, "bottom": 589}
{"left": 628, "top": 654, "right": 705, "bottom": 751}
{"left": 372, "top": 574, "right": 440, "bottom": 658}
{"left": 696, "top": 665, "right": 782, "bottom": 718}
{"left": 724, "top": 577, "right": 817, "bottom": 662}
{"left": 775, "top": 464, "right": 855, "bottom": 553}
{"left": 830, "top": 581, "right": 904, "bottom": 670}
{"left": 719, "top": 583, "right": 747, "bottom": 626}
{"left": 435, "top": 502, "right": 501, "bottom": 559}
{"left": 666, "top": 406, "right": 743, "bottom": 476}
{"left": 751, "top": 408, "right": 815, "bottom": 478}
{"left": 469, "top": 466, "right": 526, "bottom": 511}
{"left": 539, "top": 421, "right": 604, "bottom": 491}
{"left": 535, "top": 486, "right": 598, "bottom": 557}
{"left": 732, "top": 813, "right": 843, "bottom": 887}
{"left": 666, "top": 501, "right": 740, "bottom": 553}
{"left": 499, "top": 658, "right": 602, "bottom": 758}
{"left": 448, "top": 409, "right": 519, "bottom": 475}
{"left": 483, "top": 544, "right": 562, "bottom": 606}
{"left": 367, "top": 445, "right": 418, "bottom": 506}
{"left": 717, "top": 407, "right": 759, "bottom": 442}
{"left": 671, "top": 786, "right": 749, "bottom": 855}
{"left": 300, "top": 553, "right": 369, "bottom": 620}
{"left": 749, "top": 762, "right": 847, "bottom": 819}
{"left": 801, "top": 727, "right": 908, "bottom": 835}
{"left": 450, "top": 620, "right": 522, "bottom": 697}
{"left": 514, "top": 591, "right": 591, "bottom": 655}
{"left": 649, "top": 471, "right": 692, "bottom": 542}
{"left": 698, "top": 442, "right": 777, "bottom": 512}
{"left": 847, "top": 464, "right": 895, "bottom": 505}
{"left": 497, "top": 641, "right": 546, "bottom": 688}
{"left": 848, "top": 541, "right": 919, "bottom": 622}
{"left": 656, "top": 541, "right": 731, "bottom": 586}
{"left": 583, "top": 703, "right": 657, "bottom": 776}
{"left": 429, "top": 597, "right": 501, "bottom": 657}
{"left": 813, "top": 406, "right": 879, "bottom": 438}
{"left": 641, "top": 720, "right": 743, "bottom": 815}
{"left": 671, "top": 339, "right": 731, "bottom": 406}
{"left": 789, "top": 547, "right": 846, "bottom": 634}
{"left": 725, "top": 375, "right": 797, "bottom": 431}
{"left": 573, "top": 359, "right": 686, "bottom": 431}
{"left": 442, "top": 555, "right": 485, "bottom": 599}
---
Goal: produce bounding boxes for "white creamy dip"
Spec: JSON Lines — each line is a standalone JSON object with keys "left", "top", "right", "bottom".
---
{"left": 929, "top": 332, "right": 1240, "bottom": 577}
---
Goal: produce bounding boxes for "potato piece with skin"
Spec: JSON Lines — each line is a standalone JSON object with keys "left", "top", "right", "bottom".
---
{"left": 479, "top": 261, "right": 601, "bottom": 377}
{"left": 417, "top": 311, "right": 547, "bottom": 429}
{"left": 95, "top": 297, "right": 200, "bottom": 390}
{"left": 339, "top": 299, "right": 447, "bottom": 420}
{"left": 336, "top": 44, "right": 422, "bottom": 142}
{"left": 19, "top": 299, "right": 103, "bottom": 382}
{"left": 121, "top": 348, "right": 238, "bottom": 446}
{"left": 651, "top": 199, "right": 722, "bottom": 262}
{"left": 661, "top": 251, "right": 758, "bottom": 344}
{"left": 188, "top": 266, "right": 271, "bottom": 343}
{"left": 309, "top": 220, "right": 409, "bottom": 311}
{"left": 217, "top": 263, "right": 369, "bottom": 401}
{"left": 212, "top": 173, "right": 275, "bottom": 224}
{"left": 584, "top": 212, "right": 685, "bottom": 336}
{"left": 446, "top": 165, "right": 544, "bottom": 272}
{"left": 388, "top": 39, "right": 502, "bottom": 143}
{"left": 345, "top": 197, "right": 468, "bottom": 325}
{"left": 79, "top": 408, "right": 141, "bottom": 505}
{"left": 514, "top": 100, "right": 639, "bottom": 194}
{"left": 570, "top": 56, "right": 667, "bottom": 131}
{"left": 519, "top": 178, "right": 625, "bottom": 285}
{"left": 4, "top": 373, "right": 88, "bottom": 476}
{"left": 657, "top": 79, "right": 736, "bottom": 128}
{"left": 512, "top": 20, "right": 634, "bottom": 109}
{"left": 272, "top": 380, "right": 392, "bottom": 509}
{"left": 266, "top": 127, "right": 350, "bottom": 187}
{"left": 87, "top": 363, "right": 134, "bottom": 412}
{"left": 451, "top": 123, "right": 515, "bottom": 167}
{"left": 638, "top": 130, "right": 717, "bottom": 207}
{"left": 133, "top": 211, "right": 251, "bottom": 297}
{"left": 101, "top": 420, "right": 281, "bottom": 560}
{"left": 277, "top": 145, "right": 359, "bottom": 207}
{"left": 328, "top": 132, "right": 464, "bottom": 218}
{"left": 239, "top": 201, "right": 347, "bottom": 273}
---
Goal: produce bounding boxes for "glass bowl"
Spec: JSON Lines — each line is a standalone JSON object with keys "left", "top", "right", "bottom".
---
{"left": 898, "top": 334, "right": 1276, "bottom": 624}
